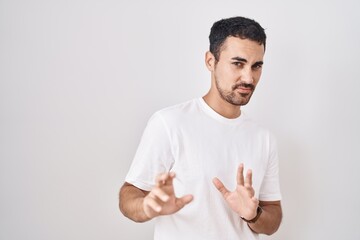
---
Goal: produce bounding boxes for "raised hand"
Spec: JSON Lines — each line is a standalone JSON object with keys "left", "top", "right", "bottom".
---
{"left": 143, "top": 172, "right": 193, "bottom": 219}
{"left": 213, "top": 164, "right": 259, "bottom": 220}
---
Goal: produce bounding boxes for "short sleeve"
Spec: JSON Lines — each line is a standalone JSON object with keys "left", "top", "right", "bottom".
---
{"left": 125, "top": 112, "right": 175, "bottom": 191}
{"left": 259, "top": 133, "right": 282, "bottom": 201}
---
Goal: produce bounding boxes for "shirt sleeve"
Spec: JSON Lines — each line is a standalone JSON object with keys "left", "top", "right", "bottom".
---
{"left": 258, "top": 133, "right": 282, "bottom": 201}
{"left": 125, "top": 112, "right": 175, "bottom": 191}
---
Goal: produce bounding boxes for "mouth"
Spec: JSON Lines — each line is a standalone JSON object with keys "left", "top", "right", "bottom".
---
{"left": 236, "top": 87, "right": 253, "bottom": 94}
{"left": 233, "top": 83, "right": 255, "bottom": 95}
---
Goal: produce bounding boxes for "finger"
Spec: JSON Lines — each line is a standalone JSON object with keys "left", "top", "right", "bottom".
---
{"left": 164, "top": 172, "right": 176, "bottom": 186}
{"left": 151, "top": 187, "right": 170, "bottom": 202}
{"left": 245, "top": 169, "right": 253, "bottom": 187}
{"left": 237, "top": 164, "right": 245, "bottom": 186}
{"left": 144, "top": 196, "right": 162, "bottom": 213}
{"left": 156, "top": 172, "right": 176, "bottom": 187}
{"left": 251, "top": 196, "right": 259, "bottom": 205}
{"left": 212, "top": 177, "right": 230, "bottom": 197}
{"left": 155, "top": 173, "right": 169, "bottom": 187}
{"left": 176, "top": 194, "right": 193, "bottom": 208}
{"left": 246, "top": 187, "right": 255, "bottom": 197}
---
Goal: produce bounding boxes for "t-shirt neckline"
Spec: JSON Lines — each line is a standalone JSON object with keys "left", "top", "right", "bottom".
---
{"left": 197, "top": 97, "right": 245, "bottom": 125}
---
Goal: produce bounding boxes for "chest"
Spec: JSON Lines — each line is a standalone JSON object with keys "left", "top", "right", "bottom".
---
{"left": 169, "top": 121, "right": 269, "bottom": 197}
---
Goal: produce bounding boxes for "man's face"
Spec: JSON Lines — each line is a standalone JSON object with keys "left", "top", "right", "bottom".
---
{"left": 209, "top": 37, "right": 265, "bottom": 106}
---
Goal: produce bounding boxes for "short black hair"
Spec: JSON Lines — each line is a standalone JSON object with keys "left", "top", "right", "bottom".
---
{"left": 209, "top": 16, "right": 266, "bottom": 61}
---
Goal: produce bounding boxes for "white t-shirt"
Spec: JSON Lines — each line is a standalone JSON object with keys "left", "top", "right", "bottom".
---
{"left": 125, "top": 98, "right": 282, "bottom": 240}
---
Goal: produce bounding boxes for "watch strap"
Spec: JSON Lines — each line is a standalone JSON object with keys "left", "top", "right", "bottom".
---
{"left": 241, "top": 206, "right": 263, "bottom": 224}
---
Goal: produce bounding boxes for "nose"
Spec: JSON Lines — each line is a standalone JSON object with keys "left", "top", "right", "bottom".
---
{"left": 240, "top": 67, "right": 254, "bottom": 84}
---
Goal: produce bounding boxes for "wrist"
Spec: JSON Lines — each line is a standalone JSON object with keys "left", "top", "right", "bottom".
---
{"left": 241, "top": 206, "right": 263, "bottom": 224}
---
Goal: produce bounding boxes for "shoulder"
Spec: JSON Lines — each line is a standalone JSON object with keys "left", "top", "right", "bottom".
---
{"left": 152, "top": 98, "right": 200, "bottom": 121}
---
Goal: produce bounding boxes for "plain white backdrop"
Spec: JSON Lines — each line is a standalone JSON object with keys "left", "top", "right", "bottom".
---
{"left": 1, "top": 0, "right": 360, "bottom": 239}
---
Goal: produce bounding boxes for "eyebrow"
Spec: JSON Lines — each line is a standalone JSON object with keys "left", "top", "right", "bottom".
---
{"left": 231, "top": 57, "right": 263, "bottom": 66}
{"left": 231, "top": 57, "right": 247, "bottom": 62}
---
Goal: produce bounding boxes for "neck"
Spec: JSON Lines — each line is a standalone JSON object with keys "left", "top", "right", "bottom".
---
{"left": 202, "top": 92, "right": 241, "bottom": 119}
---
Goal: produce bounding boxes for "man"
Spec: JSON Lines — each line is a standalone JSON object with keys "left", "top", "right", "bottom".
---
{"left": 119, "top": 16, "right": 282, "bottom": 239}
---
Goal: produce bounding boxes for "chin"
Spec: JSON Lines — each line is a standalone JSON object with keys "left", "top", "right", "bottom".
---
{"left": 228, "top": 100, "right": 249, "bottom": 106}
{"left": 230, "top": 96, "right": 251, "bottom": 106}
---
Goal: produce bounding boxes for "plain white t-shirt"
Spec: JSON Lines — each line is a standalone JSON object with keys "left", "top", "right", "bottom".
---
{"left": 125, "top": 98, "right": 282, "bottom": 240}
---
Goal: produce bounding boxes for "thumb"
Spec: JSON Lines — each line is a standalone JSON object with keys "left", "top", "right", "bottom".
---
{"left": 176, "top": 194, "right": 193, "bottom": 208}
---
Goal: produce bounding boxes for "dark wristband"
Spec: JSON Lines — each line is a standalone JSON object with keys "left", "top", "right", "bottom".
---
{"left": 241, "top": 206, "right": 263, "bottom": 224}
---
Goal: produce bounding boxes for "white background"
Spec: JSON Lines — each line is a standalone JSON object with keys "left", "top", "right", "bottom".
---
{"left": 1, "top": 0, "right": 360, "bottom": 239}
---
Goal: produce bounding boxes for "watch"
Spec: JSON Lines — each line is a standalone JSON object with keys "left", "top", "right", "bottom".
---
{"left": 241, "top": 206, "right": 263, "bottom": 224}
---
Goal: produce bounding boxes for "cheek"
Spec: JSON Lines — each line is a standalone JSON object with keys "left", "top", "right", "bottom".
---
{"left": 253, "top": 71, "right": 262, "bottom": 84}
{"left": 216, "top": 66, "right": 237, "bottom": 81}
{"left": 214, "top": 64, "right": 240, "bottom": 88}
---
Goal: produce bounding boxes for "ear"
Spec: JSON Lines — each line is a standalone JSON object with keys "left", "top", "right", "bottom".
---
{"left": 205, "top": 51, "right": 215, "bottom": 71}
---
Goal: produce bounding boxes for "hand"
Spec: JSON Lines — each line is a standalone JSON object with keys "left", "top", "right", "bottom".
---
{"left": 143, "top": 172, "right": 193, "bottom": 219}
{"left": 213, "top": 163, "right": 259, "bottom": 220}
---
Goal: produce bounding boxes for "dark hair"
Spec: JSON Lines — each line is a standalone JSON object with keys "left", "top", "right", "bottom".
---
{"left": 209, "top": 16, "right": 266, "bottom": 61}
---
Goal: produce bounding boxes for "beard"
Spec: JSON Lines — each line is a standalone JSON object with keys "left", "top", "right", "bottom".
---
{"left": 215, "top": 79, "right": 255, "bottom": 106}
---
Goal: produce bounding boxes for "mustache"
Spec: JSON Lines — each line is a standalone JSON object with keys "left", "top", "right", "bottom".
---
{"left": 232, "top": 83, "right": 255, "bottom": 91}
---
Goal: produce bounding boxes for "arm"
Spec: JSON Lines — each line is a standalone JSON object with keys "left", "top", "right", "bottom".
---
{"left": 247, "top": 200, "right": 282, "bottom": 235}
{"left": 213, "top": 164, "right": 282, "bottom": 235}
{"left": 119, "top": 172, "right": 193, "bottom": 223}
{"left": 119, "top": 182, "right": 151, "bottom": 222}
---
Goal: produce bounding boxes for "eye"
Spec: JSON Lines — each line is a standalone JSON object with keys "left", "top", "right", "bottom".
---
{"left": 232, "top": 62, "right": 244, "bottom": 68}
{"left": 252, "top": 64, "right": 263, "bottom": 70}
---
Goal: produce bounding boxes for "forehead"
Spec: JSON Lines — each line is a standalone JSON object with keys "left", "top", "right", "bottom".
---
{"left": 219, "top": 36, "right": 265, "bottom": 61}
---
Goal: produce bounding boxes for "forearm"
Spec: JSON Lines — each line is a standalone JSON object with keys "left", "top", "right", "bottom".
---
{"left": 119, "top": 183, "right": 150, "bottom": 223}
{"left": 247, "top": 201, "right": 282, "bottom": 235}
